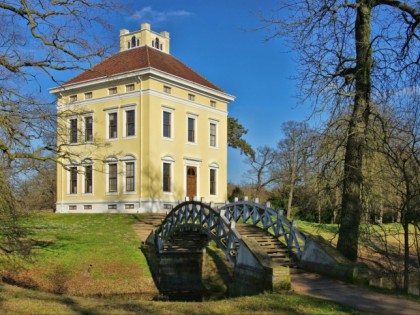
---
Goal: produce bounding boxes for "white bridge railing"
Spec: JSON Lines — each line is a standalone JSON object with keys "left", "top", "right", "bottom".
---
{"left": 154, "top": 200, "right": 306, "bottom": 265}
{"left": 219, "top": 201, "right": 306, "bottom": 257}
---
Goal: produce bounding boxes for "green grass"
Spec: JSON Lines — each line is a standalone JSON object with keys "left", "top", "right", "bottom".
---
{"left": 0, "top": 213, "right": 393, "bottom": 314}
{"left": 0, "top": 281, "right": 367, "bottom": 315}
{"left": 3, "top": 213, "right": 157, "bottom": 297}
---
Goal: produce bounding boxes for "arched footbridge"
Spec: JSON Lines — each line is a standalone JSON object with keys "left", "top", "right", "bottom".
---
{"left": 151, "top": 201, "right": 306, "bottom": 265}
{"left": 145, "top": 201, "right": 306, "bottom": 294}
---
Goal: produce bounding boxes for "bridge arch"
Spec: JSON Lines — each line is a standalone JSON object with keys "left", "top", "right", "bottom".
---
{"left": 153, "top": 200, "right": 306, "bottom": 266}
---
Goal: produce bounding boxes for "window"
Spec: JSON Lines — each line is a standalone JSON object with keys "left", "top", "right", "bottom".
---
{"left": 210, "top": 100, "right": 216, "bottom": 108}
{"left": 108, "top": 164, "right": 117, "bottom": 193}
{"left": 163, "top": 162, "right": 171, "bottom": 192}
{"left": 84, "top": 165, "right": 93, "bottom": 194}
{"left": 125, "top": 204, "right": 135, "bottom": 209}
{"left": 125, "top": 162, "right": 135, "bottom": 192}
{"left": 210, "top": 169, "right": 216, "bottom": 195}
{"left": 69, "top": 95, "right": 77, "bottom": 103}
{"left": 163, "top": 86, "right": 171, "bottom": 94}
{"left": 126, "top": 110, "right": 135, "bottom": 137}
{"left": 126, "top": 84, "right": 135, "bottom": 92}
{"left": 70, "top": 167, "right": 78, "bottom": 194}
{"left": 84, "top": 205, "right": 92, "bottom": 210}
{"left": 188, "top": 94, "right": 195, "bottom": 101}
{"left": 69, "top": 205, "right": 77, "bottom": 210}
{"left": 188, "top": 117, "right": 196, "bottom": 143}
{"left": 131, "top": 36, "right": 136, "bottom": 48}
{"left": 210, "top": 123, "right": 217, "bottom": 147}
{"left": 109, "top": 87, "right": 117, "bottom": 95}
{"left": 69, "top": 118, "right": 78, "bottom": 144}
{"left": 84, "top": 116, "right": 93, "bottom": 142}
{"left": 163, "top": 111, "right": 171, "bottom": 138}
{"left": 85, "top": 92, "right": 92, "bottom": 100}
{"left": 109, "top": 112, "right": 118, "bottom": 139}
{"left": 108, "top": 204, "right": 117, "bottom": 210}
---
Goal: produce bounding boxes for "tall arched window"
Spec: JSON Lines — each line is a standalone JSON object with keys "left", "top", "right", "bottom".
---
{"left": 155, "top": 38, "right": 160, "bottom": 50}
{"left": 131, "top": 36, "right": 136, "bottom": 48}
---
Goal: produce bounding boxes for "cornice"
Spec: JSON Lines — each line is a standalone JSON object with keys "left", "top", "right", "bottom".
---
{"left": 50, "top": 68, "right": 235, "bottom": 103}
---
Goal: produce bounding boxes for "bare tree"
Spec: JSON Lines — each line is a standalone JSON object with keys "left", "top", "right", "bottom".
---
{"left": 0, "top": 0, "right": 118, "bottom": 263}
{"left": 275, "top": 121, "right": 315, "bottom": 219}
{"left": 373, "top": 93, "right": 420, "bottom": 292}
{"left": 244, "top": 146, "right": 277, "bottom": 199}
{"left": 262, "top": 1, "right": 419, "bottom": 261}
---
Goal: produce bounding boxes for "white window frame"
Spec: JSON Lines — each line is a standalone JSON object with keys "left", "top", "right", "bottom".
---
{"left": 163, "top": 86, "right": 171, "bottom": 94}
{"left": 84, "top": 92, "right": 93, "bottom": 100}
{"left": 83, "top": 113, "right": 94, "bottom": 143}
{"left": 210, "top": 100, "right": 216, "bottom": 108}
{"left": 188, "top": 94, "right": 195, "bottom": 101}
{"left": 108, "top": 87, "right": 118, "bottom": 95}
{"left": 209, "top": 163, "right": 219, "bottom": 197}
{"left": 105, "top": 108, "right": 118, "bottom": 140}
{"left": 121, "top": 155, "right": 136, "bottom": 194}
{"left": 105, "top": 157, "right": 119, "bottom": 195}
{"left": 162, "top": 155, "right": 175, "bottom": 194}
{"left": 82, "top": 159, "right": 94, "bottom": 195}
{"left": 187, "top": 113, "right": 198, "bottom": 144}
{"left": 122, "top": 105, "right": 136, "bottom": 139}
{"left": 68, "top": 116, "right": 78, "bottom": 144}
{"left": 162, "top": 106, "right": 174, "bottom": 140}
{"left": 68, "top": 165, "right": 78, "bottom": 195}
{"left": 126, "top": 84, "right": 135, "bottom": 92}
{"left": 69, "top": 95, "right": 77, "bottom": 103}
{"left": 209, "top": 119, "right": 219, "bottom": 148}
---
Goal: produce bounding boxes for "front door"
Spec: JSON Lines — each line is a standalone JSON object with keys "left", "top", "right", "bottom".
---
{"left": 186, "top": 166, "right": 197, "bottom": 201}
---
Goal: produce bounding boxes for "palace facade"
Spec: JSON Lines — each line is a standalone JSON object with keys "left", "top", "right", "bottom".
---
{"left": 51, "top": 23, "right": 234, "bottom": 213}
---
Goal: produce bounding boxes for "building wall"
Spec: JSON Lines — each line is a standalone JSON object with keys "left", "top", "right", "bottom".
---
{"left": 55, "top": 75, "right": 228, "bottom": 213}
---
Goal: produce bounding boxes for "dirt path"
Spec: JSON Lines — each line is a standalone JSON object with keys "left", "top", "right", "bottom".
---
{"left": 292, "top": 272, "right": 420, "bottom": 315}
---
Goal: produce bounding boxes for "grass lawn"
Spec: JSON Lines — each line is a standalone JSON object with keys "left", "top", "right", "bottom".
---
{"left": 0, "top": 213, "right": 387, "bottom": 314}
{"left": 0, "top": 281, "right": 367, "bottom": 315}
{"left": 3, "top": 213, "right": 157, "bottom": 297}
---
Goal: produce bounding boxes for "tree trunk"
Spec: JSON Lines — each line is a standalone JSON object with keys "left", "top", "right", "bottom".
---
{"left": 337, "top": 1, "right": 372, "bottom": 262}
{"left": 287, "top": 178, "right": 295, "bottom": 219}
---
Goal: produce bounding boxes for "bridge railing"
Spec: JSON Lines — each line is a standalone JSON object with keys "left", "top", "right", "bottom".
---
{"left": 154, "top": 201, "right": 241, "bottom": 265}
{"left": 219, "top": 201, "right": 306, "bottom": 258}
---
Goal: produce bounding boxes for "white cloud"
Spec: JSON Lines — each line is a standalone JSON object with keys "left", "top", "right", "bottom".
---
{"left": 128, "top": 6, "right": 191, "bottom": 24}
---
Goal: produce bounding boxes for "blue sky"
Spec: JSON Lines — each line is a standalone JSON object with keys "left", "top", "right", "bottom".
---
{"left": 51, "top": 1, "right": 312, "bottom": 184}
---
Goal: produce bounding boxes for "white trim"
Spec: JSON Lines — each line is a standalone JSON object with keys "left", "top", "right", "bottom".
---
{"left": 67, "top": 116, "right": 79, "bottom": 145}
{"left": 67, "top": 166, "right": 78, "bottom": 196}
{"left": 50, "top": 68, "right": 235, "bottom": 103}
{"left": 82, "top": 163, "right": 94, "bottom": 195}
{"left": 106, "top": 109, "right": 118, "bottom": 140}
{"left": 82, "top": 113, "right": 94, "bottom": 143}
{"left": 209, "top": 119, "right": 219, "bottom": 148}
{"left": 187, "top": 114, "right": 197, "bottom": 144}
{"left": 183, "top": 158, "right": 202, "bottom": 200}
{"left": 162, "top": 107, "right": 174, "bottom": 140}
{"left": 56, "top": 89, "right": 229, "bottom": 118}
{"left": 162, "top": 160, "right": 174, "bottom": 194}
{"left": 209, "top": 167, "right": 218, "bottom": 197}
{"left": 106, "top": 161, "right": 119, "bottom": 194}
{"left": 123, "top": 159, "right": 136, "bottom": 194}
{"left": 150, "top": 90, "right": 227, "bottom": 116}
{"left": 122, "top": 105, "right": 137, "bottom": 139}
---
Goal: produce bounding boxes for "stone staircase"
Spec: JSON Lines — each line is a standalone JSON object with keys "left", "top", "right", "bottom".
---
{"left": 235, "top": 224, "right": 298, "bottom": 270}
{"left": 133, "top": 213, "right": 166, "bottom": 242}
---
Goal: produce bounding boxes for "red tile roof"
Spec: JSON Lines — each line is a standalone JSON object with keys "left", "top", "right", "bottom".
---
{"left": 65, "top": 46, "right": 223, "bottom": 92}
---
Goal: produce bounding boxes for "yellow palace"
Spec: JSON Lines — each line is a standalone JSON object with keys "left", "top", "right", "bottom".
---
{"left": 50, "top": 23, "right": 234, "bottom": 213}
